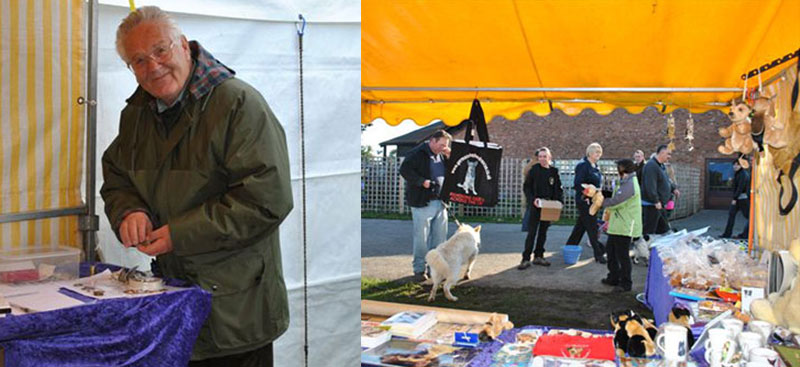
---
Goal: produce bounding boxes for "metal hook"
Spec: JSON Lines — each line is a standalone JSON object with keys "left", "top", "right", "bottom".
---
{"left": 296, "top": 14, "right": 306, "bottom": 36}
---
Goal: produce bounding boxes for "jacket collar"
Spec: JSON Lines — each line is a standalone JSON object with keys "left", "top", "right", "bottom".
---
{"left": 125, "top": 41, "right": 235, "bottom": 107}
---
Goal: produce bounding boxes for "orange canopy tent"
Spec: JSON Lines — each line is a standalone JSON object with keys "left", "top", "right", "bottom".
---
{"left": 362, "top": 0, "right": 800, "bottom": 125}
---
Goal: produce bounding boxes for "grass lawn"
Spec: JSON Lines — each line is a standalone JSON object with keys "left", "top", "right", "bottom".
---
{"left": 362, "top": 277, "right": 653, "bottom": 330}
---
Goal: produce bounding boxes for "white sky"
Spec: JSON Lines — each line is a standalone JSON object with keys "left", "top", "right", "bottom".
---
{"left": 361, "top": 119, "right": 427, "bottom": 154}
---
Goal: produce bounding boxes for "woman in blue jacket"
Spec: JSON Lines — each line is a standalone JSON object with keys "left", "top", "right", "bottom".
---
{"left": 565, "top": 143, "right": 606, "bottom": 263}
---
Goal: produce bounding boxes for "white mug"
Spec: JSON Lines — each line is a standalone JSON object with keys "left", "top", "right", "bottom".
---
{"left": 749, "top": 347, "right": 779, "bottom": 366}
{"left": 722, "top": 318, "right": 744, "bottom": 339}
{"left": 738, "top": 331, "right": 764, "bottom": 360}
{"left": 656, "top": 323, "right": 688, "bottom": 362}
{"left": 705, "top": 329, "right": 737, "bottom": 367}
{"left": 748, "top": 321, "right": 774, "bottom": 345}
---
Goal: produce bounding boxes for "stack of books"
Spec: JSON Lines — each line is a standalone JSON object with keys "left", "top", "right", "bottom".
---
{"left": 380, "top": 310, "right": 438, "bottom": 339}
{"left": 361, "top": 320, "right": 392, "bottom": 349}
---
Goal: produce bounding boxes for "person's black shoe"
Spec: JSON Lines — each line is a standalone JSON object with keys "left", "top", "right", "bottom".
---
{"left": 613, "top": 286, "right": 631, "bottom": 293}
{"left": 734, "top": 233, "right": 748, "bottom": 239}
{"left": 601, "top": 278, "right": 618, "bottom": 286}
{"left": 533, "top": 257, "right": 551, "bottom": 267}
{"left": 595, "top": 256, "right": 607, "bottom": 264}
{"left": 517, "top": 260, "right": 532, "bottom": 270}
{"left": 413, "top": 272, "right": 428, "bottom": 283}
{"left": 720, "top": 233, "right": 732, "bottom": 239}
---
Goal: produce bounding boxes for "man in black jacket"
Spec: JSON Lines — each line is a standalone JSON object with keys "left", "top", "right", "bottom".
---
{"left": 641, "top": 145, "right": 673, "bottom": 240}
{"left": 399, "top": 130, "right": 452, "bottom": 282}
{"left": 721, "top": 159, "right": 751, "bottom": 239}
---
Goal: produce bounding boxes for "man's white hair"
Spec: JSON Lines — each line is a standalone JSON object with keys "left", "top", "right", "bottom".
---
{"left": 115, "top": 6, "right": 182, "bottom": 63}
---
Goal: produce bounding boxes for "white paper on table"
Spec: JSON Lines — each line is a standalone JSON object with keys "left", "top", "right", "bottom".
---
{"left": 741, "top": 286, "right": 765, "bottom": 313}
{"left": 62, "top": 269, "right": 185, "bottom": 299}
{"left": 8, "top": 289, "right": 86, "bottom": 314}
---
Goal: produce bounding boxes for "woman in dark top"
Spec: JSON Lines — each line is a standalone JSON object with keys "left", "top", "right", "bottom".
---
{"left": 518, "top": 147, "right": 564, "bottom": 269}
{"left": 565, "top": 142, "right": 606, "bottom": 263}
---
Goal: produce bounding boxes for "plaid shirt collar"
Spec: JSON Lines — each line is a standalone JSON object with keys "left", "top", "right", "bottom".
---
{"left": 134, "top": 41, "right": 235, "bottom": 109}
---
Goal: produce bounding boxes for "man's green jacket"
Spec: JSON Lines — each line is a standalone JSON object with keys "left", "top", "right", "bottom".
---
{"left": 101, "top": 77, "right": 293, "bottom": 360}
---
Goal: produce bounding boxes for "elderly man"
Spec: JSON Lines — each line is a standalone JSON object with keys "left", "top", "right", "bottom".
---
{"left": 100, "top": 6, "right": 292, "bottom": 366}
{"left": 399, "top": 130, "right": 452, "bottom": 283}
{"left": 640, "top": 145, "right": 673, "bottom": 240}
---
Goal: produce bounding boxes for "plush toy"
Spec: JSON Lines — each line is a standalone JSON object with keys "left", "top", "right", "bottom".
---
{"left": 581, "top": 184, "right": 604, "bottom": 216}
{"left": 751, "top": 238, "right": 800, "bottom": 334}
{"left": 610, "top": 310, "right": 656, "bottom": 358}
{"left": 668, "top": 306, "right": 696, "bottom": 349}
{"left": 751, "top": 96, "right": 787, "bottom": 150}
{"left": 718, "top": 101, "right": 755, "bottom": 155}
{"left": 478, "top": 313, "right": 514, "bottom": 342}
{"left": 625, "top": 316, "right": 656, "bottom": 357}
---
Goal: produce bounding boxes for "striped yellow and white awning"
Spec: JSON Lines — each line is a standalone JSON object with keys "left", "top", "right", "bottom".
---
{"left": 754, "top": 66, "right": 800, "bottom": 252}
{"left": 0, "top": 0, "right": 86, "bottom": 250}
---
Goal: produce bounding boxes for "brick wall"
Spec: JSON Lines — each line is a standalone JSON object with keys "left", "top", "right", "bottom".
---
{"left": 483, "top": 107, "right": 735, "bottom": 208}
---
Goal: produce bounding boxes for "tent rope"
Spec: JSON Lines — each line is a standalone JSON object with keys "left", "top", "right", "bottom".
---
{"left": 296, "top": 13, "right": 308, "bottom": 367}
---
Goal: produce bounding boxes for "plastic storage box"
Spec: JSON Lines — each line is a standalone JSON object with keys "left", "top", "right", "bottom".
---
{"left": 562, "top": 245, "right": 582, "bottom": 265}
{"left": 0, "top": 246, "right": 81, "bottom": 284}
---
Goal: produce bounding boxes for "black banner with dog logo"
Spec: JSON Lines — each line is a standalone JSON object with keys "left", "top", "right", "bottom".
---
{"left": 440, "top": 99, "right": 503, "bottom": 206}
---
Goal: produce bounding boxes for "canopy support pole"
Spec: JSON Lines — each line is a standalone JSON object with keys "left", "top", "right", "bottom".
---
{"left": 363, "top": 86, "right": 742, "bottom": 93}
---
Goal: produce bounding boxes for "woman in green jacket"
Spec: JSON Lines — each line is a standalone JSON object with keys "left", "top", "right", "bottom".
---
{"left": 599, "top": 159, "right": 642, "bottom": 292}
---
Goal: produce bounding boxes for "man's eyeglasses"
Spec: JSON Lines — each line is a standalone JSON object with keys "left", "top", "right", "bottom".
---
{"left": 127, "top": 41, "right": 175, "bottom": 71}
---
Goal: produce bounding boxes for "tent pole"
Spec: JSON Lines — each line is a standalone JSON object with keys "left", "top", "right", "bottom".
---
{"left": 362, "top": 86, "right": 742, "bottom": 93}
{"left": 748, "top": 154, "right": 757, "bottom": 255}
{"left": 82, "top": 0, "right": 100, "bottom": 262}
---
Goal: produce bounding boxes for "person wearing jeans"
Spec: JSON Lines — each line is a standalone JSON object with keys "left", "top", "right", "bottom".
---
{"left": 600, "top": 159, "right": 642, "bottom": 292}
{"left": 399, "top": 130, "right": 452, "bottom": 282}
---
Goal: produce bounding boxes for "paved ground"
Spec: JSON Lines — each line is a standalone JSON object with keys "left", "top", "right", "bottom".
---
{"left": 362, "top": 209, "right": 745, "bottom": 293}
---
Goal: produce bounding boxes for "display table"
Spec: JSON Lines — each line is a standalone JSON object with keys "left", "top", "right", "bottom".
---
{"left": 0, "top": 263, "right": 211, "bottom": 367}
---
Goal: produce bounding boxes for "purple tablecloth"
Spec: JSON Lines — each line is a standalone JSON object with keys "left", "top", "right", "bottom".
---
{"left": 645, "top": 246, "right": 676, "bottom": 325}
{"left": 0, "top": 262, "right": 211, "bottom": 367}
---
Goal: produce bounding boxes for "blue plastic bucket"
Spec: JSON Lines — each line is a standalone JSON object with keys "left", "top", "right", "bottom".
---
{"left": 562, "top": 245, "right": 582, "bottom": 265}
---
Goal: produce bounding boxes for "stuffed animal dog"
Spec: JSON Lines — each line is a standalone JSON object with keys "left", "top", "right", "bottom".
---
{"left": 611, "top": 310, "right": 656, "bottom": 358}
{"left": 751, "top": 96, "right": 787, "bottom": 150}
{"left": 718, "top": 101, "right": 755, "bottom": 155}
{"left": 478, "top": 312, "right": 514, "bottom": 342}
{"left": 581, "top": 184, "right": 604, "bottom": 216}
{"left": 426, "top": 223, "right": 481, "bottom": 302}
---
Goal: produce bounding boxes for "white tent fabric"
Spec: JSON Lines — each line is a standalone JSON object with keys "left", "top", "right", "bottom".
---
{"left": 95, "top": 2, "right": 360, "bottom": 366}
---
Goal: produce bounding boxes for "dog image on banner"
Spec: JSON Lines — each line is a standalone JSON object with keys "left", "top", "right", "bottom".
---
{"left": 426, "top": 223, "right": 481, "bottom": 302}
{"left": 457, "top": 160, "right": 479, "bottom": 195}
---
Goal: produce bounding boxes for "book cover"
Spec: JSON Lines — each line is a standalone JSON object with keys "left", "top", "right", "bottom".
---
{"left": 381, "top": 311, "right": 437, "bottom": 338}
{"left": 363, "top": 320, "right": 393, "bottom": 349}
{"left": 361, "top": 338, "right": 477, "bottom": 367}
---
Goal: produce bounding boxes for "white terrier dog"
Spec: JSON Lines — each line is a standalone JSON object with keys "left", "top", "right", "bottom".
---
{"left": 631, "top": 236, "right": 654, "bottom": 266}
{"left": 426, "top": 223, "right": 481, "bottom": 302}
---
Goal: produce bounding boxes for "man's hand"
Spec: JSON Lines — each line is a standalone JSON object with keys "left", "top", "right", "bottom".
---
{"left": 119, "top": 211, "right": 152, "bottom": 248}
{"left": 732, "top": 200, "right": 737, "bottom": 205}
{"left": 673, "top": 189, "right": 681, "bottom": 199}
{"left": 655, "top": 202, "right": 663, "bottom": 210}
{"left": 423, "top": 180, "right": 431, "bottom": 189}
{"left": 137, "top": 225, "right": 173, "bottom": 256}
{"left": 442, "top": 146, "right": 451, "bottom": 159}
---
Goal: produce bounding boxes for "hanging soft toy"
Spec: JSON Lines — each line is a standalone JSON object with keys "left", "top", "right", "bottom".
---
{"left": 718, "top": 101, "right": 755, "bottom": 155}
{"left": 667, "top": 114, "right": 676, "bottom": 152}
{"left": 751, "top": 96, "right": 786, "bottom": 150}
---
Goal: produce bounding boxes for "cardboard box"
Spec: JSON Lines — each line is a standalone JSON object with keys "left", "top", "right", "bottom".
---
{"left": 538, "top": 200, "right": 563, "bottom": 222}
